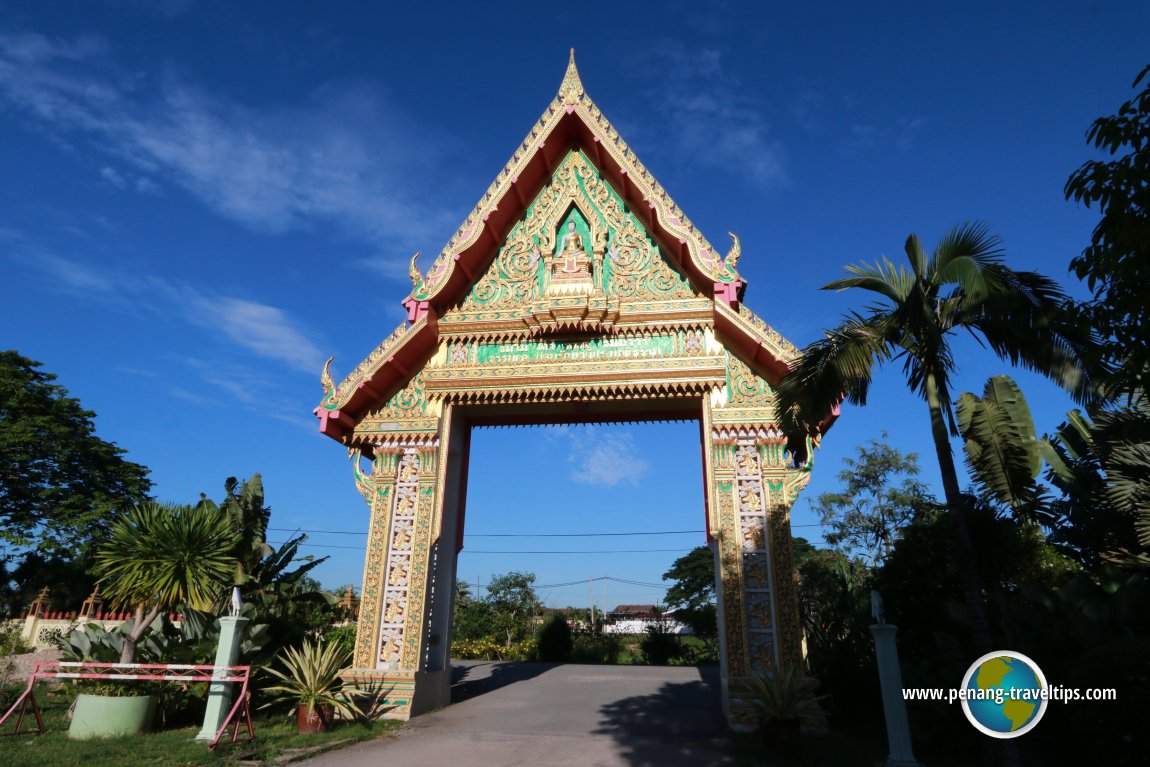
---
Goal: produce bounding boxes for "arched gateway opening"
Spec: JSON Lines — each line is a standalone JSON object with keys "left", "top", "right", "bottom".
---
{"left": 314, "top": 52, "right": 832, "bottom": 729}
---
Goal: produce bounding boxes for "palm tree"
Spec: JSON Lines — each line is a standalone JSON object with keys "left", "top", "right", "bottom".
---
{"left": 776, "top": 222, "right": 1099, "bottom": 652}
{"left": 95, "top": 500, "right": 239, "bottom": 662}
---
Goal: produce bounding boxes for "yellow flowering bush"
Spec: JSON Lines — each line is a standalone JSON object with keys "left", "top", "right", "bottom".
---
{"left": 452, "top": 637, "right": 536, "bottom": 661}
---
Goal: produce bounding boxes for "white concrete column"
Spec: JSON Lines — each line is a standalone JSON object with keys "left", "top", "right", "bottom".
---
{"left": 870, "top": 623, "right": 919, "bottom": 767}
{"left": 195, "top": 616, "right": 249, "bottom": 741}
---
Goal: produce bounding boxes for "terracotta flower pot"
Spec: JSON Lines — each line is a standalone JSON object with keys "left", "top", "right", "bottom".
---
{"left": 296, "top": 702, "right": 334, "bottom": 734}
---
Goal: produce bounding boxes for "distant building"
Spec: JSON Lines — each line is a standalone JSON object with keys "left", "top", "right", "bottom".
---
{"left": 603, "top": 604, "right": 690, "bottom": 635}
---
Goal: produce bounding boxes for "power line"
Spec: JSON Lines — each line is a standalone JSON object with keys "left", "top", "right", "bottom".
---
{"left": 465, "top": 575, "right": 670, "bottom": 591}
{"left": 270, "top": 523, "right": 828, "bottom": 537}
{"left": 462, "top": 548, "right": 695, "bottom": 554}
{"left": 270, "top": 527, "right": 708, "bottom": 537}
{"left": 269, "top": 542, "right": 695, "bottom": 554}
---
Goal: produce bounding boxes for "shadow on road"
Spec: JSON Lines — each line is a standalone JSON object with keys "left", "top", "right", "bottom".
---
{"left": 593, "top": 667, "right": 736, "bottom": 766}
{"left": 450, "top": 661, "right": 555, "bottom": 704}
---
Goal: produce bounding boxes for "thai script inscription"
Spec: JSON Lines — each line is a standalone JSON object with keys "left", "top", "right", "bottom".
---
{"left": 475, "top": 335, "right": 674, "bottom": 365}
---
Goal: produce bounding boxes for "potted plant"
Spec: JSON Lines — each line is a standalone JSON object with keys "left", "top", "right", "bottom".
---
{"left": 262, "top": 639, "right": 362, "bottom": 733}
{"left": 744, "top": 666, "right": 827, "bottom": 752}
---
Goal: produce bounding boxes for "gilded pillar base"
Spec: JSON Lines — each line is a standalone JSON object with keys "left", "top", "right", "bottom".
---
{"left": 339, "top": 668, "right": 451, "bottom": 721}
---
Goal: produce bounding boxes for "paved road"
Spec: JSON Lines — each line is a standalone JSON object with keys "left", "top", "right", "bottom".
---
{"left": 299, "top": 661, "right": 737, "bottom": 767}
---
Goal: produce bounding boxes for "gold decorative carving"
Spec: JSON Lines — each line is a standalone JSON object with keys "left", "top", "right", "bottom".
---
{"left": 724, "top": 232, "right": 741, "bottom": 273}
{"left": 443, "top": 150, "right": 696, "bottom": 327}
{"left": 321, "top": 356, "right": 336, "bottom": 400}
{"left": 409, "top": 252, "right": 424, "bottom": 290}
{"left": 768, "top": 503, "right": 803, "bottom": 670}
{"left": 725, "top": 354, "right": 774, "bottom": 409}
{"left": 325, "top": 320, "right": 412, "bottom": 411}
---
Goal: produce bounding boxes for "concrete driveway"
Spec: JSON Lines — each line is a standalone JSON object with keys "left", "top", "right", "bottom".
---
{"left": 298, "top": 661, "right": 737, "bottom": 767}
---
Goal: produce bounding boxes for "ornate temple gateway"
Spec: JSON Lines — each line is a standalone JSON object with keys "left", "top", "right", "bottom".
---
{"left": 315, "top": 53, "right": 828, "bottom": 727}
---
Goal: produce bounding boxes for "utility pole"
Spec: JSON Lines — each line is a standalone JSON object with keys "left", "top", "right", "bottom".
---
{"left": 588, "top": 578, "right": 596, "bottom": 628}
{"left": 603, "top": 575, "right": 608, "bottom": 624}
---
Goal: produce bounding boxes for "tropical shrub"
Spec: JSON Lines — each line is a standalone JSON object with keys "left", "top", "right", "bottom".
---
{"left": 324, "top": 623, "right": 358, "bottom": 659}
{"left": 569, "top": 631, "right": 621, "bottom": 664}
{"left": 536, "top": 613, "right": 573, "bottom": 662}
{"left": 638, "top": 618, "right": 683, "bottom": 665}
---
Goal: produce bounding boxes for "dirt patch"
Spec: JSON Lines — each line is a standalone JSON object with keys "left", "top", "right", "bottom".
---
{"left": 4, "top": 649, "right": 62, "bottom": 683}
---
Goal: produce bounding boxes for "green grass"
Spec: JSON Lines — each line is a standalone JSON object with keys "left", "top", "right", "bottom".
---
{"left": 0, "top": 688, "right": 401, "bottom": 767}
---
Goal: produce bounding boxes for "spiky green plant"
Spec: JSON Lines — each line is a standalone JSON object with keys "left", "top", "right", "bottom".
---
{"left": 744, "top": 667, "right": 827, "bottom": 727}
{"left": 95, "top": 500, "right": 239, "bottom": 662}
{"left": 260, "top": 639, "right": 362, "bottom": 722}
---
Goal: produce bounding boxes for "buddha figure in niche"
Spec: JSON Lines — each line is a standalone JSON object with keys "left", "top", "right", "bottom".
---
{"left": 553, "top": 220, "right": 592, "bottom": 279}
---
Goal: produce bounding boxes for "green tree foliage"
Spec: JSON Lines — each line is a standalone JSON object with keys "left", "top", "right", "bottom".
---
{"left": 638, "top": 613, "right": 683, "bottom": 666}
{"left": 1065, "top": 64, "right": 1150, "bottom": 394}
{"left": 662, "top": 546, "right": 718, "bottom": 657}
{"left": 484, "top": 571, "right": 541, "bottom": 648}
{"left": 3, "top": 553, "right": 93, "bottom": 618}
{"left": 0, "top": 351, "right": 151, "bottom": 561}
{"left": 809, "top": 435, "right": 937, "bottom": 564}
{"left": 1045, "top": 397, "right": 1150, "bottom": 565}
{"left": 93, "top": 476, "right": 335, "bottom": 662}
{"left": 872, "top": 501, "right": 1080, "bottom": 756}
{"left": 662, "top": 546, "right": 715, "bottom": 611}
{"left": 536, "top": 612, "right": 573, "bottom": 662}
{"left": 197, "top": 475, "right": 333, "bottom": 642}
{"left": 96, "top": 500, "right": 240, "bottom": 662}
{"left": 790, "top": 537, "right": 875, "bottom": 713}
{"left": 775, "top": 222, "right": 1098, "bottom": 653}
{"left": 957, "top": 375, "right": 1050, "bottom": 521}
{"left": 1004, "top": 569, "right": 1150, "bottom": 765}
{"left": 453, "top": 571, "right": 541, "bottom": 651}
{"left": 955, "top": 374, "right": 1148, "bottom": 566}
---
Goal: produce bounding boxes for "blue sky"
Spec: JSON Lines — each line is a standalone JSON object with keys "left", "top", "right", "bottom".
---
{"left": 2, "top": 1, "right": 1147, "bottom": 607}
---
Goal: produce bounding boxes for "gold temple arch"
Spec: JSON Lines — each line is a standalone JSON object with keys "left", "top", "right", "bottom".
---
{"left": 315, "top": 52, "right": 831, "bottom": 728}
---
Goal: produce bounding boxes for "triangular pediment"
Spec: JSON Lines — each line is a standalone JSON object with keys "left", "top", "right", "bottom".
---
{"left": 316, "top": 53, "right": 806, "bottom": 441}
{"left": 437, "top": 149, "right": 705, "bottom": 335}
{"left": 406, "top": 51, "right": 743, "bottom": 313}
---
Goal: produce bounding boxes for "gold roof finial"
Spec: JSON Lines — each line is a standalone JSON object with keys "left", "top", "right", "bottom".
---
{"left": 409, "top": 251, "right": 423, "bottom": 289}
{"left": 559, "top": 48, "right": 584, "bottom": 105}
{"left": 321, "top": 355, "right": 336, "bottom": 396}
{"left": 724, "top": 232, "right": 742, "bottom": 272}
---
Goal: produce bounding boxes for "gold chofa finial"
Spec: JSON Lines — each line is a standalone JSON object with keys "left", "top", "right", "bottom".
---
{"left": 321, "top": 355, "right": 335, "bottom": 395}
{"left": 724, "top": 232, "right": 742, "bottom": 272}
{"left": 409, "top": 251, "right": 423, "bottom": 289}
{"left": 559, "top": 48, "right": 584, "bottom": 104}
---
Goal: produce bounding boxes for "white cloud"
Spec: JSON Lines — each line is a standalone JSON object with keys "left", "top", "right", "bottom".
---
{"left": 7, "top": 242, "right": 325, "bottom": 374}
{"left": 186, "top": 296, "right": 325, "bottom": 374}
{"left": 0, "top": 30, "right": 456, "bottom": 259}
{"left": 625, "top": 43, "right": 787, "bottom": 188}
{"left": 566, "top": 428, "right": 651, "bottom": 488}
{"left": 175, "top": 356, "right": 319, "bottom": 432}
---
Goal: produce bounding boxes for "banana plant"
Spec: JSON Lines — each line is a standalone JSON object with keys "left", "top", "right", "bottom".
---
{"left": 956, "top": 375, "right": 1052, "bottom": 522}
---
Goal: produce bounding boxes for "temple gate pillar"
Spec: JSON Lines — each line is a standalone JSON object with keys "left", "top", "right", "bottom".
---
{"left": 705, "top": 352, "right": 812, "bottom": 728}
{"left": 345, "top": 402, "right": 451, "bottom": 717}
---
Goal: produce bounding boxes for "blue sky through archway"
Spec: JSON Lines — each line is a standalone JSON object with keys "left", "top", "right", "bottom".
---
{"left": 460, "top": 422, "right": 705, "bottom": 610}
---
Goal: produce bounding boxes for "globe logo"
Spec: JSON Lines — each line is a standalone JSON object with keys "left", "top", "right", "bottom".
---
{"left": 960, "top": 651, "right": 1048, "bottom": 738}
